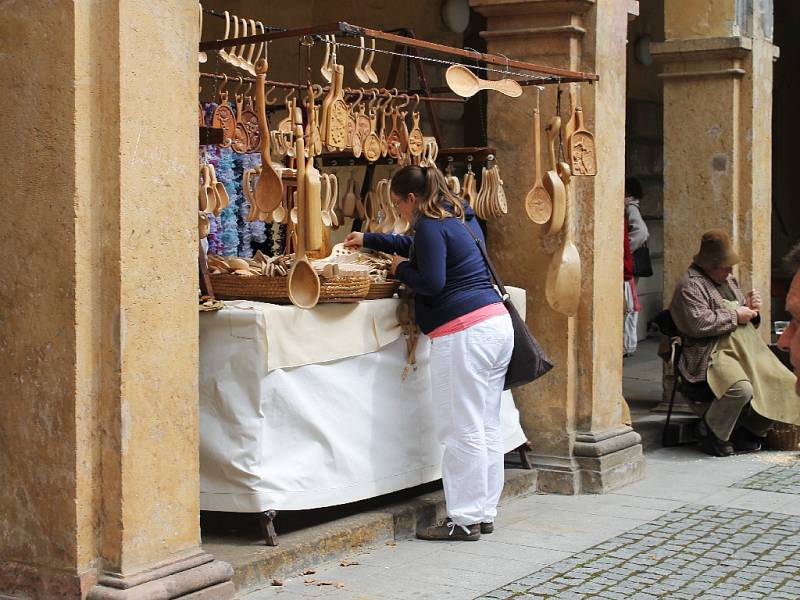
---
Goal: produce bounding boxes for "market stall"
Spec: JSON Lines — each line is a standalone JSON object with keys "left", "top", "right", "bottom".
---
{"left": 196, "top": 11, "right": 598, "bottom": 545}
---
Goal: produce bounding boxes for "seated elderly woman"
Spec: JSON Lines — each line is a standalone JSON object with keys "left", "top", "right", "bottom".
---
{"left": 670, "top": 229, "right": 800, "bottom": 456}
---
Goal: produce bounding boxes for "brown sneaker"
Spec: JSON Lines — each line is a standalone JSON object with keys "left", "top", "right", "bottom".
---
{"left": 480, "top": 522, "right": 494, "bottom": 534}
{"left": 416, "top": 519, "right": 481, "bottom": 541}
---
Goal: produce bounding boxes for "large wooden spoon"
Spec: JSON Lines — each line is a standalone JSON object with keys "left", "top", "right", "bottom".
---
{"left": 546, "top": 118, "right": 567, "bottom": 236}
{"left": 254, "top": 59, "right": 283, "bottom": 213}
{"left": 288, "top": 125, "right": 321, "bottom": 309}
{"left": 524, "top": 107, "right": 553, "bottom": 224}
{"left": 445, "top": 65, "right": 522, "bottom": 98}
{"left": 545, "top": 164, "right": 581, "bottom": 317}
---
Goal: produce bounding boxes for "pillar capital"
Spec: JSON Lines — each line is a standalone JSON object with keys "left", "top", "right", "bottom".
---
{"left": 470, "top": 0, "right": 594, "bottom": 17}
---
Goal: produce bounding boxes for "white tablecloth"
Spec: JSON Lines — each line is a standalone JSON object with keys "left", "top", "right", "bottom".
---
{"left": 199, "top": 292, "right": 527, "bottom": 513}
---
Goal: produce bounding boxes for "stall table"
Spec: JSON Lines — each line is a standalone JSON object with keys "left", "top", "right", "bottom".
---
{"left": 199, "top": 289, "right": 528, "bottom": 544}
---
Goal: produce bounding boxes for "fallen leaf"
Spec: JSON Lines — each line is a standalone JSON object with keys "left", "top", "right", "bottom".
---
{"left": 302, "top": 569, "right": 316, "bottom": 575}
{"left": 312, "top": 580, "right": 345, "bottom": 588}
{"left": 340, "top": 559, "right": 360, "bottom": 567}
{"left": 270, "top": 579, "right": 283, "bottom": 586}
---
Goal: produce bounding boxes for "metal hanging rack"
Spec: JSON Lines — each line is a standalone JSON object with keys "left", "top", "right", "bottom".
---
{"left": 198, "top": 20, "right": 598, "bottom": 85}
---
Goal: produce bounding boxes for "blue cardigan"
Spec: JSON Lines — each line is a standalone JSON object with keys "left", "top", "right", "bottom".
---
{"left": 364, "top": 205, "right": 502, "bottom": 334}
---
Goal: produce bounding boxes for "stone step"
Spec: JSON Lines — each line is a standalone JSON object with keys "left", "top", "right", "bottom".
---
{"left": 203, "top": 468, "right": 537, "bottom": 596}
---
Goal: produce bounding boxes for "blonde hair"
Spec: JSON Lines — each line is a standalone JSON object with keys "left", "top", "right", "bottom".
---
{"left": 390, "top": 165, "right": 464, "bottom": 220}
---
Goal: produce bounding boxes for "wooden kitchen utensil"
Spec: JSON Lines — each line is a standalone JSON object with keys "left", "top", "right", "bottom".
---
{"left": 524, "top": 107, "right": 553, "bottom": 224}
{"left": 240, "top": 92, "right": 261, "bottom": 153}
{"left": 288, "top": 125, "right": 321, "bottom": 309}
{"left": 445, "top": 65, "right": 523, "bottom": 98}
{"left": 342, "top": 176, "right": 358, "bottom": 217}
{"left": 362, "top": 109, "right": 382, "bottom": 162}
{"left": 545, "top": 162, "right": 581, "bottom": 316}
{"left": 407, "top": 108, "right": 424, "bottom": 160}
{"left": 232, "top": 88, "right": 249, "bottom": 154}
{"left": 546, "top": 118, "right": 566, "bottom": 236}
{"left": 326, "top": 65, "right": 349, "bottom": 150}
{"left": 563, "top": 84, "right": 578, "bottom": 146}
{"left": 254, "top": 59, "right": 283, "bottom": 213}
{"left": 354, "top": 37, "right": 370, "bottom": 83}
{"left": 211, "top": 75, "right": 235, "bottom": 148}
{"left": 568, "top": 86, "right": 597, "bottom": 176}
{"left": 364, "top": 38, "right": 379, "bottom": 83}
{"left": 304, "top": 154, "right": 323, "bottom": 252}
{"left": 542, "top": 116, "right": 566, "bottom": 226}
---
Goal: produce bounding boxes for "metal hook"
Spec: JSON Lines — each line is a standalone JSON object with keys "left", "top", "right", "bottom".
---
{"left": 265, "top": 85, "right": 277, "bottom": 105}
{"left": 234, "top": 75, "right": 244, "bottom": 96}
{"left": 411, "top": 93, "right": 420, "bottom": 113}
{"left": 244, "top": 79, "right": 253, "bottom": 97}
{"left": 398, "top": 93, "right": 410, "bottom": 109}
{"left": 283, "top": 87, "right": 296, "bottom": 104}
{"left": 497, "top": 53, "right": 510, "bottom": 75}
{"left": 217, "top": 73, "right": 228, "bottom": 97}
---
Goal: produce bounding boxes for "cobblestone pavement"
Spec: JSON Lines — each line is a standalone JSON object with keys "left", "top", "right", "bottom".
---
{"left": 732, "top": 459, "right": 800, "bottom": 495}
{"left": 478, "top": 505, "right": 800, "bottom": 600}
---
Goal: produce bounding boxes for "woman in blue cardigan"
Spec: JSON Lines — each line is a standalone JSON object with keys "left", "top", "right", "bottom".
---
{"left": 345, "top": 165, "right": 513, "bottom": 541}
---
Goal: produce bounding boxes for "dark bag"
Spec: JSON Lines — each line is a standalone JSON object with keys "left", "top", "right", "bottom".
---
{"left": 632, "top": 243, "right": 653, "bottom": 278}
{"left": 461, "top": 222, "right": 554, "bottom": 389}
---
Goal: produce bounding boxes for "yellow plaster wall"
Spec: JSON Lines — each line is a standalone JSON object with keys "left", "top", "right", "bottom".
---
{"left": 0, "top": 0, "right": 81, "bottom": 574}
{"left": 664, "top": 0, "right": 738, "bottom": 40}
{"left": 1, "top": 0, "right": 201, "bottom": 586}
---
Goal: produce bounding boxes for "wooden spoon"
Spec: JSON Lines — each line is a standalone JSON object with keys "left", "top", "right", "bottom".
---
{"left": 546, "top": 119, "right": 567, "bottom": 236}
{"left": 545, "top": 164, "right": 581, "bottom": 317}
{"left": 254, "top": 59, "right": 283, "bottom": 213}
{"left": 445, "top": 65, "right": 522, "bottom": 98}
{"left": 329, "top": 174, "right": 340, "bottom": 229}
{"left": 304, "top": 153, "right": 323, "bottom": 252}
{"left": 288, "top": 125, "right": 321, "bottom": 309}
{"left": 524, "top": 107, "right": 553, "bottom": 224}
{"left": 354, "top": 37, "right": 369, "bottom": 83}
{"left": 542, "top": 116, "right": 567, "bottom": 227}
{"left": 364, "top": 39, "right": 379, "bottom": 83}
{"left": 342, "top": 176, "right": 357, "bottom": 217}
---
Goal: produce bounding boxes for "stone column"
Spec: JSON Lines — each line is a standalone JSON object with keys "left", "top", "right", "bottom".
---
{"left": 471, "top": 0, "right": 644, "bottom": 493}
{"left": 0, "top": 2, "right": 233, "bottom": 598}
{"left": 653, "top": 0, "right": 777, "bottom": 334}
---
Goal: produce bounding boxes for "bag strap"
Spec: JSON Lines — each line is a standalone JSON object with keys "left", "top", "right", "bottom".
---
{"left": 459, "top": 220, "right": 509, "bottom": 300}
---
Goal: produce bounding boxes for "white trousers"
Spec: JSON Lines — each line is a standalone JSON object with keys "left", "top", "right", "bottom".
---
{"left": 429, "top": 313, "right": 514, "bottom": 526}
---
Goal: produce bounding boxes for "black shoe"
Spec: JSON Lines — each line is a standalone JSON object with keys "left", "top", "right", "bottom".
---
{"left": 480, "top": 522, "right": 494, "bottom": 534}
{"left": 696, "top": 420, "right": 734, "bottom": 457}
{"left": 730, "top": 427, "right": 765, "bottom": 453}
{"left": 416, "top": 519, "right": 481, "bottom": 541}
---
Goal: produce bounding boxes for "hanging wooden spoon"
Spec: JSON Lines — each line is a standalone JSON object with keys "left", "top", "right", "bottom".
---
{"left": 254, "top": 58, "right": 283, "bottom": 213}
{"left": 545, "top": 163, "right": 581, "bottom": 316}
{"left": 407, "top": 106, "right": 424, "bottom": 160}
{"left": 287, "top": 125, "right": 321, "bottom": 309}
{"left": 342, "top": 176, "right": 358, "bottom": 218}
{"left": 364, "top": 38, "right": 379, "bottom": 84}
{"left": 329, "top": 174, "right": 340, "bottom": 229}
{"left": 524, "top": 107, "right": 553, "bottom": 224}
{"left": 218, "top": 11, "right": 231, "bottom": 63}
{"left": 354, "top": 37, "right": 370, "bottom": 83}
{"left": 240, "top": 87, "right": 261, "bottom": 153}
{"left": 546, "top": 118, "right": 566, "bottom": 236}
{"left": 542, "top": 115, "right": 567, "bottom": 227}
{"left": 363, "top": 109, "right": 382, "bottom": 162}
{"left": 445, "top": 65, "right": 522, "bottom": 98}
{"left": 198, "top": 164, "right": 210, "bottom": 212}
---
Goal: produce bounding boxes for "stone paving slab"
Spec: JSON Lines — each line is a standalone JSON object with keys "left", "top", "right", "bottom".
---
{"left": 477, "top": 505, "right": 800, "bottom": 600}
{"left": 731, "top": 458, "right": 800, "bottom": 495}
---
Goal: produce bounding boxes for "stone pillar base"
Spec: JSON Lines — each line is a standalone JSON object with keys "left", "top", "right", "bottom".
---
{"left": 87, "top": 552, "right": 234, "bottom": 600}
{"left": 530, "top": 426, "right": 645, "bottom": 494}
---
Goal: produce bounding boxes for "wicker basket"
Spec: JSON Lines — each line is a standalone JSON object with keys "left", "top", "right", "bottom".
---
{"left": 210, "top": 273, "right": 289, "bottom": 302}
{"left": 766, "top": 423, "right": 800, "bottom": 451}
{"left": 319, "top": 274, "right": 370, "bottom": 302}
{"left": 210, "top": 272, "right": 370, "bottom": 304}
{"left": 365, "top": 280, "right": 401, "bottom": 300}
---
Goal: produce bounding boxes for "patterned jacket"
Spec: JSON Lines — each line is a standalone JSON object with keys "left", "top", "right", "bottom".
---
{"left": 669, "top": 265, "right": 750, "bottom": 382}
